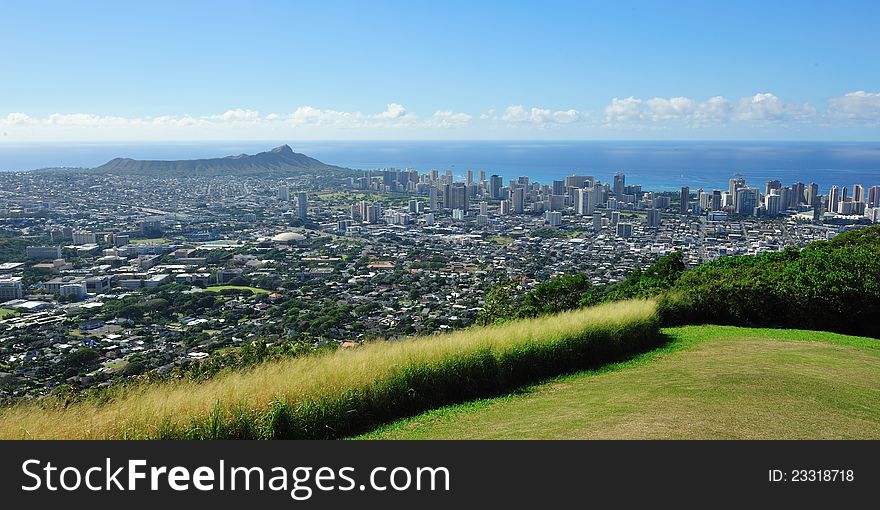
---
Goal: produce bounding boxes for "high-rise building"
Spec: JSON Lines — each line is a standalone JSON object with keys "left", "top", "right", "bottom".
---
{"left": 729, "top": 178, "right": 746, "bottom": 208}
{"left": 466, "top": 169, "right": 473, "bottom": 185}
{"left": 296, "top": 192, "right": 308, "bottom": 219}
{"left": 479, "top": 170, "right": 486, "bottom": 182}
{"left": 592, "top": 212, "right": 603, "bottom": 231}
{"left": 853, "top": 184, "right": 865, "bottom": 203}
{"left": 646, "top": 208, "right": 661, "bottom": 227}
{"left": 806, "top": 183, "right": 820, "bottom": 207}
{"left": 680, "top": 186, "right": 690, "bottom": 214}
{"left": 576, "top": 188, "right": 595, "bottom": 215}
{"left": 765, "top": 180, "right": 782, "bottom": 197}
{"left": 792, "top": 182, "right": 806, "bottom": 205}
{"left": 277, "top": 185, "right": 290, "bottom": 201}
{"left": 546, "top": 211, "right": 562, "bottom": 227}
{"left": 428, "top": 186, "right": 439, "bottom": 210}
{"left": 511, "top": 188, "right": 525, "bottom": 214}
{"left": 552, "top": 180, "right": 566, "bottom": 196}
{"left": 616, "top": 222, "right": 633, "bottom": 239}
{"left": 735, "top": 188, "right": 758, "bottom": 216}
{"left": 500, "top": 200, "right": 511, "bottom": 215}
{"left": 828, "top": 185, "right": 840, "bottom": 213}
{"left": 613, "top": 173, "right": 625, "bottom": 201}
{"left": 765, "top": 193, "right": 781, "bottom": 216}
{"left": 699, "top": 192, "right": 711, "bottom": 212}
{"left": 712, "top": 190, "right": 722, "bottom": 211}
{"left": 479, "top": 201, "right": 488, "bottom": 215}
{"left": 490, "top": 175, "right": 503, "bottom": 199}
{"left": 566, "top": 175, "right": 594, "bottom": 189}
{"left": 868, "top": 186, "right": 880, "bottom": 207}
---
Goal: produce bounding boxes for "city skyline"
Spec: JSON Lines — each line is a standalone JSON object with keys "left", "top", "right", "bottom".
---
{"left": 2, "top": 1, "right": 880, "bottom": 141}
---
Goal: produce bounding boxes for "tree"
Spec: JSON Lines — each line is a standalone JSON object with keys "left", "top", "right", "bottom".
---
{"left": 476, "top": 277, "right": 520, "bottom": 325}
{"left": 520, "top": 274, "right": 593, "bottom": 317}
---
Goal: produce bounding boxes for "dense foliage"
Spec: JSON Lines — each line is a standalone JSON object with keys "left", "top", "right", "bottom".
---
{"left": 477, "top": 251, "right": 685, "bottom": 325}
{"left": 660, "top": 227, "right": 880, "bottom": 338}
{"left": 479, "top": 226, "right": 880, "bottom": 339}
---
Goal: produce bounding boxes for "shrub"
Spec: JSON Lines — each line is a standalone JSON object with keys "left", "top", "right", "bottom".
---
{"left": 659, "top": 227, "right": 880, "bottom": 338}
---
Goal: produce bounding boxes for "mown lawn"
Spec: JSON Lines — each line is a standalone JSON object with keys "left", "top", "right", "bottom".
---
{"left": 204, "top": 285, "right": 269, "bottom": 294}
{"left": 359, "top": 325, "right": 880, "bottom": 440}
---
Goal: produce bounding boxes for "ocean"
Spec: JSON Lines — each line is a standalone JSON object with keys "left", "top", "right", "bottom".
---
{"left": 1, "top": 140, "right": 879, "bottom": 192}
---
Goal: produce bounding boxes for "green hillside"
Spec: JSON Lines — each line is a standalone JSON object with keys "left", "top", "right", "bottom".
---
{"left": 360, "top": 325, "right": 880, "bottom": 440}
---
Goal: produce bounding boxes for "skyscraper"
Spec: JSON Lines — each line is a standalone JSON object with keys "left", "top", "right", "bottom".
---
{"left": 576, "top": 188, "right": 595, "bottom": 215}
{"left": 490, "top": 175, "right": 503, "bottom": 199}
{"left": 277, "top": 185, "right": 290, "bottom": 201}
{"left": 711, "top": 190, "right": 722, "bottom": 211}
{"left": 735, "top": 188, "right": 758, "bottom": 216}
{"left": 613, "top": 173, "right": 625, "bottom": 201}
{"left": 806, "top": 183, "right": 819, "bottom": 207}
{"left": 566, "top": 175, "right": 594, "bottom": 189}
{"left": 296, "top": 192, "right": 308, "bottom": 219}
{"left": 792, "top": 182, "right": 806, "bottom": 205}
{"left": 868, "top": 186, "right": 880, "bottom": 207}
{"left": 680, "top": 186, "right": 690, "bottom": 214}
{"left": 646, "top": 208, "right": 661, "bottom": 227}
{"left": 552, "top": 180, "right": 566, "bottom": 196}
{"left": 828, "top": 185, "right": 840, "bottom": 213}
{"left": 853, "top": 184, "right": 864, "bottom": 203}
{"left": 729, "top": 178, "right": 746, "bottom": 208}
{"left": 765, "top": 193, "right": 781, "bottom": 216}
{"left": 511, "top": 187, "right": 525, "bottom": 214}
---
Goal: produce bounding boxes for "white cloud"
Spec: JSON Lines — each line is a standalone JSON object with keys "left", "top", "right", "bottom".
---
{"left": 607, "top": 96, "right": 726, "bottom": 125}
{"left": 502, "top": 105, "right": 582, "bottom": 125}
{"left": 210, "top": 109, "right": 261, "bottom": 122}
{"left": 46, "top": 113, "right": 141, "bottom": 127}
{"left": 645, "top": 97, "right": 697, "bottom": 121}
{"left": 827, "top": 91, "right": 880, "bottom": 122}
{"left": 151, "top": 115, "right": 201, "bottom": 127}
{"left": 3, "top": 112, "right": 35, "bottom": 125}
{"left": 605, "top": 93, "right": 818, "bottom": 126}
{"left": 735, "top": 92, "right": 815, "bottom": 122}
{"left": 604, "top": 97, "right": 644, "bottom": 123}
{"left": 692, "top": 96, "right": 732, "bottom": 126}
{"left": 428, "top": 110, "right": 472, "bottom": 128}
{"left": 287, "top": 106, "right": 357, "bottom": 127}
{"left": 552, "top": 109, "right": 581, "bottom": 124}
{"left": 372, "top": 103, "right": 408, "bottom": 120}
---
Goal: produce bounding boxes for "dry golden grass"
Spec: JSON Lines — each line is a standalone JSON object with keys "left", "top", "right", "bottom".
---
{"left": 0, "top": 299, "right": 658, "bottom": 439}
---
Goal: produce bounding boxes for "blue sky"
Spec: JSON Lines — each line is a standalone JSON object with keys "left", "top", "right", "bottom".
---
{"left": 1, "top": 0, "right": 879, "bottom": 141}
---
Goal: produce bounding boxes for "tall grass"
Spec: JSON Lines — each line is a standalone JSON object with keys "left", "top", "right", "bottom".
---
{"left": 0, "top": 299, "right": 659, "bottom": 439}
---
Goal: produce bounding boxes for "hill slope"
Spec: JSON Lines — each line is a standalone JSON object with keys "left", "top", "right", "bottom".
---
{"left": 91, "top": 144, "right": 355, "bottom": 177}
{"left": 0, "top": 300, "right": 658, "bottom": 439}
{"left": 360, "top": 325, "right": 880, "bottom": 439}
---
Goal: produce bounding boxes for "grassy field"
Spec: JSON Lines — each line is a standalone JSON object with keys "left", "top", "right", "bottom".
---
{"left": 0, "top": 299, "right": 658, "bottom": 439}
{"left": 204, "top": 285, "right": 270, "bottom": 294}
{"left": 0, "top": 308, "right": 19, "bottom": 319}
{"left": 129, "top": 238, "right": 170, "bottom": 244}
{"left": 360, "top": 325, "right": 880, "bottom": 440}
